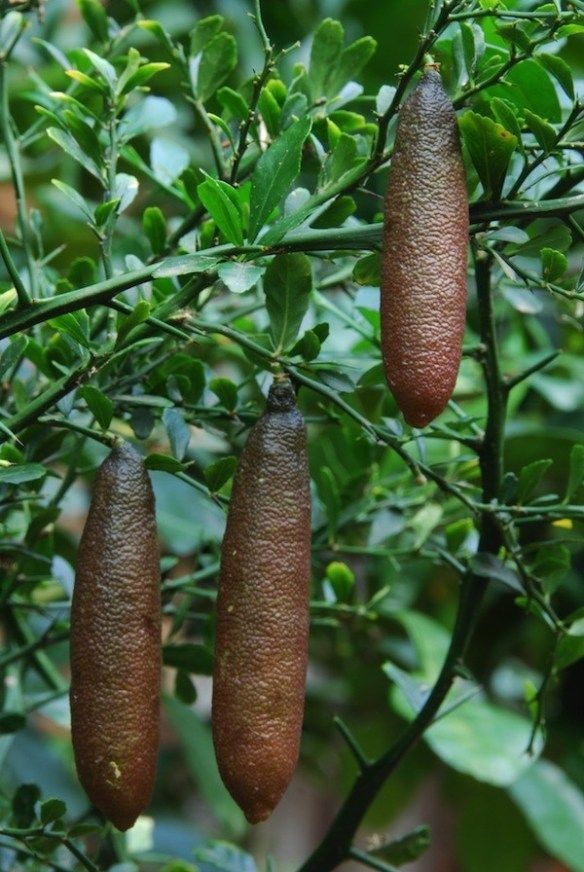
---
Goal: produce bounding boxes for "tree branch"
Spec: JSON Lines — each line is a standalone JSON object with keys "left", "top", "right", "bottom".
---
{"left": 297, "top": 236, "right": 505, "bottom": 872}
{"left": 1, "top": 191, "right": 581, "bottom": 341}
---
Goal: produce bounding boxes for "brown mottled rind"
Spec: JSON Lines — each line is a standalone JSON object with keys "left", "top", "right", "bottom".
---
{"left": 70, "top": 443, "right": 161, "bottom": 831}
{"left": 212, "top": 379, "right": 311, "bottom": 824}
{"left": 381, "top": 69, "right": 469, "bottom": 427}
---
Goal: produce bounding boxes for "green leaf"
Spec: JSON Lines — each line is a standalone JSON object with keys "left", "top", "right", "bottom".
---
{"left": 541, "top": 247, "right": 567, "bottom": 282}
{"left": 281, "top": 91, "right": 308, "bottom": 129}
{"left": 258, "top": 87, "right": 281, "bottom": 137}
{"left": 565, "top": 443, "right": 584, "bottom": 502}
{"left": 330, "top": 110, "right": 372, "bottom": 134}
{"left": 79, "top": 386, "right": 113, "bottom": 430}
{"left": 77, "top": 0, "right": 108, "bottom": 41}
{"left": 217, "top": 262, "right": 264, "bottom": 294}
{"left": 217, "top": 86, "right": 248, "bottom": 121}
{"left": 460, "top": 22, "right": 485, "bottom": 78}
{"left": 40, "top": 799, "right": 66, "bottom": 825}
{"left": 496, "top": 23, "right": 532, "bottom": 52}
{"left": 190, "top": 15, "right": 223, "bottom": 56}
{"left": 312, "top": 195, "right": 355, "bottom": 228}
{"left": 162, "top": 407, "right": 190, "bottom": 461}
{"left": 153, "top": 254, "right": 220, "bottom": 278}
{"left": 113, "top": 173, "right": 139, "bottom": 212}
{"left": 65, "top": 68, "right": 107, "bottom": 95}
{"left": 51, "top": 180, "right": 94, "bottom": 220}
{"left": 309, "top": 18, "right": 343, "bottom": 100}
{"left": 205, "top": 456, "right": 237, "bottom": 493}
{"left": 248, "top": 116, "right": 312, "bottom": 240}
{"left": 143, "top": 207, "right": 166, "bottom": 256}
{"left": 512, "top": 224, "right": 572, "bottom": 257}
{"left": 290, "top": 329, "right": 321, "bottom": 362}
{"left": 509, "top": 760, "right": 584, "bottom": 872}
{"left": 315, "top": 466, "right": 341, "bottom": 533}
{"left": 331, "top": 36, "right": 376, "bottom": 99}
{"left": 557, "top": 23, "right": 584, "bottom": 36}
{"left": 116, "top": 299, "right": 151, "bottom": 346}
{"left": 538, "top": 53, "right": 574, "bottom": 99}
{"left": 33, "top": 36, "right": 71, "bottom": 71}
{"left": 196, "top": 32, "right": 237, "bottom": 103}
{"left": 322, "top": 133, "right": 362, "bottom": 185}
{"left": 62, "top": 110, "right": 102, "bottom": 167}
{"left": 516, "top": 458, "right": 552, "bottom": 504}
{"left": 384, "top": 661, "right": 432, "bottom": 714}
{"left": 207, "top": 113, "right": 236, "bottom": 150}
{"left": 409, "top": 503, "right": 443, "bottom": 550}
{"left": 524, "top": 109, "right": 556, "bottom": 152}
{"left": 502, "top": 60, "right": 561, "bottom": 124}
{"left": 0, "top": 286, "right": 17, "bottom": 316}
{"left": 308, "top": 19, "right": 375, "bottom": 102}
{"left": 47, "top": 127, "right": 103, "bottom": 181}
{"left": 0, "top": 13, "right": 24, "bottom": 57}
{"left": 391, "top": 611, "right": 446, "bottom": 681}
{"left": 555, "top": 615, "right": 584, "bottom": 671}
{"left": 459, "top": 111, "right": 517, "bottom": 200}
{"left": 490, "top": 98, "right": 523, "bottom": 147}
{"left": 197, "top": 178, "right": 243, "bottom": 246}
{"left": 180, "top": 167, "right": 203, "bottom": 205}
{"left": 12, "top": 784, "right": 40, "bottom": 828}
{"left": 530, "top": 544, "right": 570, "bottom": 594}
{"left": 194, "top": 842, "right": 257, "bottom": 872}
{"left": 94, "top": 198, "right": 120, "bottom": 228}
{"left": 163, "top": 643, "right": 213, "bottom": 674}
{"left": 144, "top": 453, "right": 183, "bottom": 473}
{"left": 156, "top": 354, "right": 205, "bottom": 404}
{"left": 174, "top": 670, "right": 198, "bottom": 705}
{"left": 209, "top": 377, "right": 238, "bottom": 411}
{"left": 0, "top": 335, "right": 28, "bottom": 379}
{"left": 263, "top": 253, "right": 312, "bottom": 352}
{"left": 163, "top": 695, "right": 245, "bottom": 834}
{"left": 119, "top": 62, "right": 169, "bottom": 95}
{"left": 392, "top": 672, "right": 543, "bottom": 785}
{"left": 48, "top": 311, "right": 91, "bottom": 349}
{"left": 353, "top": 252, "right": 380, "bottom": 286}
{"left": 372, "top": 826, "right": 430, "bottom": 866}
{"left": 83, "top": 48, "right": 116, "bottom": 89}
{"left": 472, "top": 552, "right": 523, "bottom": 593}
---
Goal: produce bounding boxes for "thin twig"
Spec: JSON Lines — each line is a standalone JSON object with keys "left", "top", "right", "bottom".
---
{"left": 229, "top": 0, "right": 274, "bottom": 182}
{"left": 0, "top": 62, "right": 36, "bottom": 299}
{"left": 0, "top": 226, "right": 30, "bottom": 306}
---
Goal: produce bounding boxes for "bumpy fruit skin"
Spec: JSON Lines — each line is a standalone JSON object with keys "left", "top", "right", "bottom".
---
{"left": 70, "top": 443, "right": 161, "bottom": 831}
{"left": 381, "top": 68, "right": 469, "bottom": 427}
{"left": 212, "top": 379, "right": 311, "bottom": 824}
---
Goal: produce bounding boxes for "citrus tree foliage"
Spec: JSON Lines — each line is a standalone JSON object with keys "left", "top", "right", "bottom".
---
{"left": 0, "top": 0, "right": 583, "bottom": 870}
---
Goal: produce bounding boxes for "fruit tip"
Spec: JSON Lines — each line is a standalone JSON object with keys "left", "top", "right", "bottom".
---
{"left": 107, "top": 808, "right": 140, "bottom": 832}
{"left": 244, "top": 803, "right": 274, "bottom": 825}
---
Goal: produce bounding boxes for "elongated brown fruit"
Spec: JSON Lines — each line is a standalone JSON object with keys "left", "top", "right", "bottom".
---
{"left": 70, "top": 442, "right": 160, "bottom": 831}
{"left": 212, "top": 379, "right": 311, "bottom": 824}
{"left": 381, "top": 68, "right": 469, "bottom": 427}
